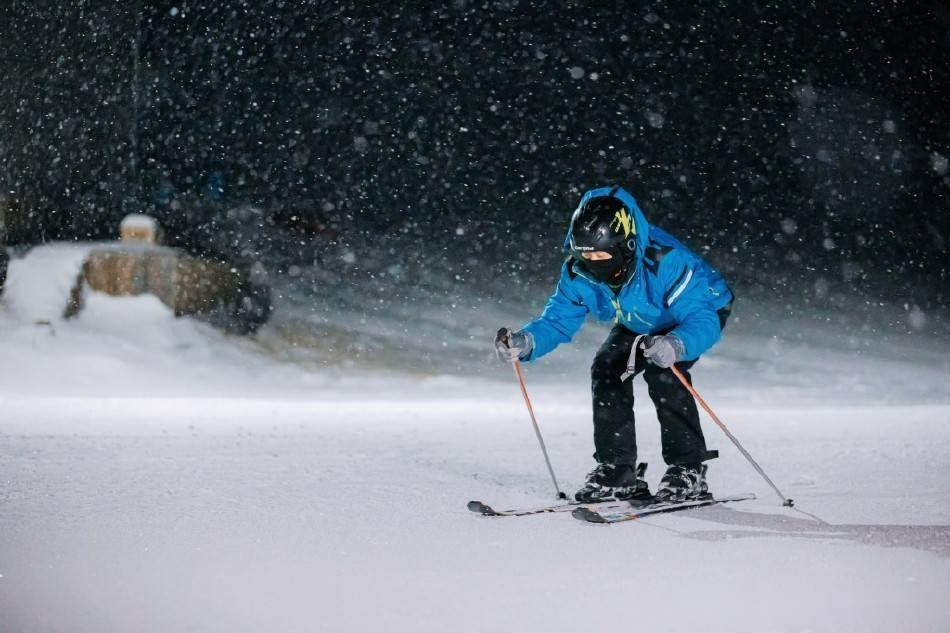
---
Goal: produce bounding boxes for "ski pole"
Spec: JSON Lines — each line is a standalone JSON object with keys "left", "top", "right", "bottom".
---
{"left": 510, "top": 359, "right": 567, "bottom": 500}
{"left": 670, "top": 365, "right": 794, "bottom": 507}
{"left": 500, "top": 330, "right": 567, "bottom": 500}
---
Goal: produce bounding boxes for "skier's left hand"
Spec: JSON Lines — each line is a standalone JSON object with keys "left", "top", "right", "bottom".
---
{"left": 642, "top": 334, "right": 685, "bottom": 368}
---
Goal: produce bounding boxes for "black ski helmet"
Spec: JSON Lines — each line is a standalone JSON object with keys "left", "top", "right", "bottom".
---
{"left": 567, "top": 191, "right": 639, "bottom": 284}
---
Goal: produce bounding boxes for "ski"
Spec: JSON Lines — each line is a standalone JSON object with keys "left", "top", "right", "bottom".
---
{"left": 572, "top": 493, "right": 755, "bottom": 524}
{"left": 467, "top": 497, "right": 651, "bottom": 517}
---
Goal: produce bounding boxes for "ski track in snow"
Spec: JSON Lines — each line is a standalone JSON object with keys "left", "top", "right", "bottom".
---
{"left": 1, "top": 244, "right": 949, "bottom": 633}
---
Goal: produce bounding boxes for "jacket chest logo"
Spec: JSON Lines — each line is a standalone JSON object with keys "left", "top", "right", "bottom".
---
{"left": 609, "top": 297, "right": 653, "bottom": 327}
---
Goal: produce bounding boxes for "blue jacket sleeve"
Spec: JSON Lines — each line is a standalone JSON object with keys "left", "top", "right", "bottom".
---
{"left": 520, "top": 266, "right": 589, "bottom": 362}
{"left": 659, "top": 252, "right": 723, "bottom": 361}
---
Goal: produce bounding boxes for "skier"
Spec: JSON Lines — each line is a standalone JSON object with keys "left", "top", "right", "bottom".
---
{"left": 495, "top": 185, "right": 734, "bottom": 503}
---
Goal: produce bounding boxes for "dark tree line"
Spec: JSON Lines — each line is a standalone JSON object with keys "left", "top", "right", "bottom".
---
{"left": 0, "top": 0, "right": 947, "bottom": 309}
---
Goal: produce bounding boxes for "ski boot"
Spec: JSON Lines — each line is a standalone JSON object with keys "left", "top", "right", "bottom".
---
{"left": 575, "top": 462, "right": 652, "bottom": 503}
{"left": 655, "top": 463, "right": 709, "bottom": 502}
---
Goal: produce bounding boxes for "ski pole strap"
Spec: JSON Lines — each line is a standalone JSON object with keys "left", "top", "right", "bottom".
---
{"left": 620, "top": 334, "right": 646, "bottom": 382}
{"left": 670, "top": 365, "right": 794, "bottom": 508}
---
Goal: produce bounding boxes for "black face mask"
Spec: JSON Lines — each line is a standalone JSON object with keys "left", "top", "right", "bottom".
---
{"left": 580, "top": 254, "right": 626, "bottom": 284}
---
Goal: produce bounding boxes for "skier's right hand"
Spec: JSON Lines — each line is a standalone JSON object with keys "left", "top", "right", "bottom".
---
{"left": 494, "top": 327, "right": 534, "bottom": 363}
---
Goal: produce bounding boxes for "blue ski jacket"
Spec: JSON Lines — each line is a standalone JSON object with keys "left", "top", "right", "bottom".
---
{"left": 521, "top": 186, "right": 733, "bottom": 362}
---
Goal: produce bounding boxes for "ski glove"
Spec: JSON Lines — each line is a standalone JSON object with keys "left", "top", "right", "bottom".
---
{"left": 494, "top": 327, "right": 534, "bottom": 363}
{"left": 642, "top": 334, "right": 685, "bottom": 369}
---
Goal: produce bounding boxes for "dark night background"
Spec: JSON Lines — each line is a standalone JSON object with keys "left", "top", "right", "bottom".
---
{"left": 1, "top": 0, "right": 948, "bottom": 323}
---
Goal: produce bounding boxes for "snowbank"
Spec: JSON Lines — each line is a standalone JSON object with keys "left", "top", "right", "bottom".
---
{"left": 2, "top": 243, "right": 948, "bottom": 405}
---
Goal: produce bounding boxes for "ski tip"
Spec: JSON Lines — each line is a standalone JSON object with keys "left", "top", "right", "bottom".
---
{"left": 467, "top": 500, "right": 498, "bottom": 515}
{"left": 571, "top": 507, "right": 608, "bottom": 524}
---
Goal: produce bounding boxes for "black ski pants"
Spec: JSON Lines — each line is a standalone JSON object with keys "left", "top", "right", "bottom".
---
{"left": 590, "top": 306, "right": 731, "bottom": 467}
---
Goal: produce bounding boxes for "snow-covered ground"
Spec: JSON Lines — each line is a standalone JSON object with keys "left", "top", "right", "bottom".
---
{"left": 1, "top": 244, "right": 949, "bottom": 633}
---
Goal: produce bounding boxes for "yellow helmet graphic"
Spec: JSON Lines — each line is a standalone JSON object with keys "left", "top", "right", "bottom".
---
{"left": 610, "top": 208, "right": 635, "bottom": 239}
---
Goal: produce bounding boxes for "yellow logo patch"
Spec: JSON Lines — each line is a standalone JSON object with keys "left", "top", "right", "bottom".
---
{"left": 610, "top": 208, "right": 635, "bottom": 238}
{"left": 610, "top": 298, "right": 625, "bottom": 324}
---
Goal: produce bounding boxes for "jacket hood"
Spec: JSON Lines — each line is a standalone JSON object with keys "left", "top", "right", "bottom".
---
{"left": 563, "top": 186, "right": 652, "bottom": 276}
